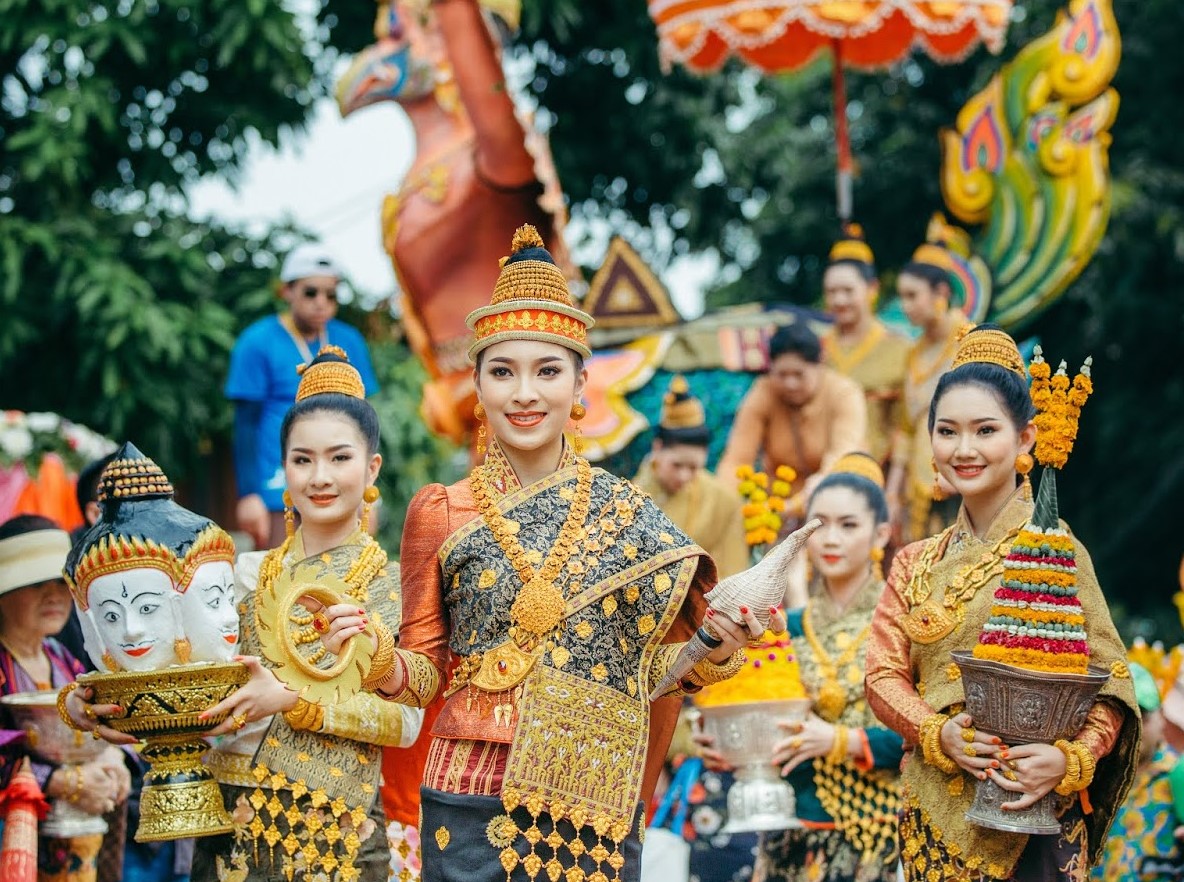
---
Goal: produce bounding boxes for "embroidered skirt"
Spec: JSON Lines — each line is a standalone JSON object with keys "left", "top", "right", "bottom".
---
{"left": 755, "top": 826, "right": 899, "bottom": 882}
{"left": 419, "top": 787, "right": 644, "bottom": 882}
{"left": 190, "top": 783, "right": 389, "bottom": 882}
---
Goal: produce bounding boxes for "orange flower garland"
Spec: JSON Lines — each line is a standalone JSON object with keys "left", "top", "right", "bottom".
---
{"left": 736, "top": 464, "right": 796, "bottom": 547}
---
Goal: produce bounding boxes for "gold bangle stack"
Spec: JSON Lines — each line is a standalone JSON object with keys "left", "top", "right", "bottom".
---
{"left": 686, "top": 648, "right": 747, "bottom": 687}
{"left": 920, "top": 713, "right": 958, "bottom": 775}
{"left": 57, "top": 682, "right": 85, "bottom": 732}
{"left": 283, "top": 697, "right": 325, "bottom": 732}
{"left": 1053, "top": 739, "right": 1097, "bottom": 795}
{"left": 61, "top": 764, "right": 84, "bottom": 803}
{"left": 828, "top": 725, "right": 849, "bottom": 764}
{"left": 361, "top": 625, "right": 397, "bottom": 691}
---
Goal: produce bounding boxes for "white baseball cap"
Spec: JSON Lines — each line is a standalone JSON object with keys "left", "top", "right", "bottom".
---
{"left": 280, "top": 244, "right": 342, "bottom": 283}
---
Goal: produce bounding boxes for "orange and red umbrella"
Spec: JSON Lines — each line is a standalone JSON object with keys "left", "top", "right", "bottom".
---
{"left": 649, "top": 0, "right": 1013, "bottom": 217}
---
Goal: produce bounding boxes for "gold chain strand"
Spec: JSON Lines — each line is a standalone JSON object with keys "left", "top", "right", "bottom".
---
{"left": 801, "top": 606, "right": 872, "bottom": 723}
{"left": 905, "top": 525, "right": 1020, "bottom": 619}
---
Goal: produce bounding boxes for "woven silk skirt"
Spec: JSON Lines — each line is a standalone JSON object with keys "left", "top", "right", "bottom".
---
{"left": 419, "top": 787, "right": 644, "bottom": 882}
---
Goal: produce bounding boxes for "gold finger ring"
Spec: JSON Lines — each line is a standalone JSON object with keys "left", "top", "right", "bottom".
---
{"left": 790, "top": 737, "right": 803, "bottom": 751}
{"left": 92, "top": 730, "right": 102, "bottom": 740}
{"left": 963, "top": 745, "right": 977, "bottom": 758}
{"left": 312, "top": 612, "right": 330, "bottom": 634}
{"left": 961, "top": 727, "right": 976, "bottom": 743}
{"left": 1003, "top": 770, "right": 1018, "bottom": 782}
{"left": 84, "top": 705, "right": 98, "bottom": 721}
{"left": 232, "top": 713, "right": 248, "bottom": 730}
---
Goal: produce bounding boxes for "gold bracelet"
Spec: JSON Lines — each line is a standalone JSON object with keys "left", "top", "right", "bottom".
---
{"left": 361, "top": 625, "right": 397, "bottom": 691}
{"left": 283, "top": 697, "right": 325, "bottom": 732}
{"left": 61, "top": 765, "right": 83, "bottom": 803}
{"left": 686, "top": 648, "right": 747, "bottom": 687}
{"left": 920, "top": 713, "right": 958, "bottom": 775}
{"left": 1053, "top": 739, "right": 1087, "bottom": 795}
{"left": 57, "top": 682, "right": 85, "bottom": 732}
{"left": 828, "top": 725, "right": 849, "bottom": 764}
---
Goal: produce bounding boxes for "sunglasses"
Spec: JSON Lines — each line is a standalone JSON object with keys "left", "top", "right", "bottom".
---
{"left": 301, "top": 285, "right": 338, "bottom": 302}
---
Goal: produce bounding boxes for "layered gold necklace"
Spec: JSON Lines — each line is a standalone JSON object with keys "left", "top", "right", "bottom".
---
{"left": 470, "top": 455, "right": 594, "bottom": 646}
{"left": 801, "top": 607, "right": 872, "bottom": 723}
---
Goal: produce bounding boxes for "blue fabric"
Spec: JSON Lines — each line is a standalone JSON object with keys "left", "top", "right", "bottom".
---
{"left": 864, "top": 726, "right": 905, "bottom": 771}
{"left": 224, "top": 315, "right": 378, "bottom": 511}
{"left": 123, "top": 840, "right": 190, "bottom": 882}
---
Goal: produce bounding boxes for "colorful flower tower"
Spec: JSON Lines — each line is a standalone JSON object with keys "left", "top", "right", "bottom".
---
{"left": 953, "top": 349, "right": 1107, "bottom": 834}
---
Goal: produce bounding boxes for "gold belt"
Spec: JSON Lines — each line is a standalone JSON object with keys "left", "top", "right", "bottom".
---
{"left": 205, "top": 750, "right": 259, "bottom": 788}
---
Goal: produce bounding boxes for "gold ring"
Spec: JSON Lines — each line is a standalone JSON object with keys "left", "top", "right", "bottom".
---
{"left": 84, "top": 705, "right": 98, "bottom": 721}
{"left": 789, "top": 736, "right": 803, "bottom": 751}
{"left": 312, "top": 612, "right": 330, "bottom": 634}
{"left": 961, "top": 727, "right": 976, "bottom": 743}
{"left": 232, "top": 713, "right": 248, "bottom": 731}
{"left": 1003, "top": 770, "right": 1018, "bottom": 782}
{"left": 92, "top": 730, "right": 102, "bottom": 740}
{"left": 963, "top": 745, "right": 977, "bottom": 758}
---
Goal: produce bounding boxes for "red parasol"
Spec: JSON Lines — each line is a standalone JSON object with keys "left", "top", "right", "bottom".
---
{"left": 0, "top": 757, "right": 50, "bottom": 882}
{"left": 649, "top": 0, "right": 1012, "bottom": 217}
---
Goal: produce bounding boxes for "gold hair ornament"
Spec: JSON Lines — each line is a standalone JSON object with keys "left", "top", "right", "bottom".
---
{"left": 950, "top": 325, "right": 1026, "bottom": 376}
{"left": 828, "top": 222, "right": 874, "bottom": 266}
{"left": 294, "top": 345, "right": 366, "bottom": 401}
{"left": 829, "top": 452, "right": 885, "bottom": 489}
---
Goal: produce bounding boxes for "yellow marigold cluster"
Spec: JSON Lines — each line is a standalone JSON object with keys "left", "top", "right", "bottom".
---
{"left": 695, "top": 630, "right": 806, "bottom": 707}
{"left": 1030, "top": 347, "right": 1093, "bottom": 469}
{"left": 736, "top": 465, "right": 795, "bottom": 546}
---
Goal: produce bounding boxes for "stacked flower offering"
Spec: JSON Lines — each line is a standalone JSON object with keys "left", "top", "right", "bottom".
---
{"left": 696, "top": 630, "right": 806, "bottom": 708}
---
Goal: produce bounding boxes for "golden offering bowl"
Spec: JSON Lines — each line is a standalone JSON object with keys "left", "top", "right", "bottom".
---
{"left": 79, "top": 660, "right": 249, "bottom": 842}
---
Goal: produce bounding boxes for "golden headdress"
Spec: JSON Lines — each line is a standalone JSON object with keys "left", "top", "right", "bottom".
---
{"left": 909, "top": 243, "right": 956, "bottom": 273}
{"left": 295, "top": 345, "right": 365, "bottom": 401}
{"left": 660, "top": 375, "right": 706, "bottom": 431}
{"left": 828, "top": 222, "right": 875, "bottom": 267}
{"left": 829, "top": 452, "right": 885, "bottom": 489}
{"left": 950, "top": 324, "right": 1026, "bottom": 377}
{"left": 466, "top": 224, "right": 594, "bottom": 361}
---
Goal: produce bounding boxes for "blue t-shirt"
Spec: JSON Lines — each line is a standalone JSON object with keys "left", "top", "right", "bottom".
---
{"left": 224, "top": 315, "right": 379, "bottom": 512}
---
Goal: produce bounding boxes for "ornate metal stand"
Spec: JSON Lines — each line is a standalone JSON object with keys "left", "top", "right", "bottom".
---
{"left": 952, "top": 651, "right": 1109, "bottom": 834}
{"left": 698, "top": 698, "right": 812, "bottom": 833}
{"left": 78, "top": 661, "right": 248, "bottom": 841}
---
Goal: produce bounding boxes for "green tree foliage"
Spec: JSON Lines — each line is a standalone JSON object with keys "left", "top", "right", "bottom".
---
{"left": 323, "top": 0, "right": 1183, "bottom": 635}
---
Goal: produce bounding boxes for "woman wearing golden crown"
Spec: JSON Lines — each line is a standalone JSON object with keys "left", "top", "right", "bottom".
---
{"left": 885, "top": 243, "right": 970, "bottom": 543}
{"left": 864, "top": 325, "right": 1139, "bottom": 881}
{"left": 820, "top": 225, "right": 910, "bottom": 469}
{"left": 321, "top": 225, "right": 807, "bottom": 882}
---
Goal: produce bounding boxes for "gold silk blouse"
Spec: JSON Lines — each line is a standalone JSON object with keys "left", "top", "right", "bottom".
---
{"left": 822, "top": 321, "right": 910, "bottom": 464}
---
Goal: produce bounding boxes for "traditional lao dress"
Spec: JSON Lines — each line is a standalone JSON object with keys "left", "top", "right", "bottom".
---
{"left": 755, "top": 577, "right": 902, "bottom": 882}
{"left": 821, "top": 322, "right": 910, "bottom": 466}
{"left": 192, "top": 530, "right": 422, "bottom": 882}
{"left": 864, "top": 491, "right": 1139, "bottom": 881}
{"left": 395, "top": 442, "right": 719, "bottom": 882}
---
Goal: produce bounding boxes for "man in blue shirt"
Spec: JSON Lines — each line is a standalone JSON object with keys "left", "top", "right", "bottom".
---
{"left": 225, "top": 244, "right": 379, "bottom": 549}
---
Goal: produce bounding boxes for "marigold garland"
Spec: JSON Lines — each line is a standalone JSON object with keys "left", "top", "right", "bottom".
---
{"left": 1029, "top": 346, "right": 1093, "bottom": 470}
{"left": 736, "top": 464, "right": 795, "bottom": 547}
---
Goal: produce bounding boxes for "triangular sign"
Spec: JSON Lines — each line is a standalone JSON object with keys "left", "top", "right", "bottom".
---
{"left": 584, "top": 237, "right": 682, "bottom": 329}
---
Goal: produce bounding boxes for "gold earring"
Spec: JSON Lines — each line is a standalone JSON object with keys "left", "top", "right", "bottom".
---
{"left": 870, "top": 547, "right": 885, "bottom": 582}
{"left": 1015, "top": 452, "right": 1034, "bottom": 501}
{"left": 361, "top": 485, "right": 380, "bottom": 532}
{"left": 174, "top": 637, "right": 192, "bottom": 665}
{"left": 570, "top": 402, "right": 587, "bottom": 454}
{"left": 930, "top": 457, "right": 948, "bottom": 502}
{"left": 474, "top": 402, "right": 487, "bottom": 457}
{"left": 101, "top": 650, "right": 119, "bottom": 672}
{"left": 282, "top": 490, "right": 295, "bottom": 540}
{"left": 935, "top": 297, "right": 948, "bottom": 316}
{"left": 570, "top": 403, "right": 586, "bottom": 421}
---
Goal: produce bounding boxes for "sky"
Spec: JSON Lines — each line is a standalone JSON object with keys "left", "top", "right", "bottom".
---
{"left": 186, "top": 85, "right": 714, "bottom": 318}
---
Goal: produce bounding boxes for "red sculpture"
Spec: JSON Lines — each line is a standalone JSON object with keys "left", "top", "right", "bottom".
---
{"left": 338, "top": 0, "right": 572, "bottom": 443}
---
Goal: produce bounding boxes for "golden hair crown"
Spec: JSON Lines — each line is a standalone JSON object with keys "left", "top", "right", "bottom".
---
{"left": 830, "top": 452, "right": 885, "bottom": 489}
{"left": 467, "top": 223, "right": 594, "bottom": 361}
{"left": 828, "top": 222, "right": 874, "bottom": 266}
{"left": 295, "top": 345, "right": 366, "bottom": 401}
{"left": 910, "top": 243, "right": 955, "bottom": 273}
{"left": 950, "top": 325, "right": 1026, "bottom": 377}
{"left": 660, "top": 375, "right": 706, "bottom": 430}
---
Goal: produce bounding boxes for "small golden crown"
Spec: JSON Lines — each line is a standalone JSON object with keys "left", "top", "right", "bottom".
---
{"left": 951, "top": 326, "right": 1026, "bottom": 376}
{"left": 66, "top": 534, "right": 181, "bottom": 610}
{"left": 660, "top": 375, "right": 706, "bottom": 430}
{"left": 296, "top": 346, "right": 365, "bottom": 401}
{"left": 830, "top": 452, "right": 885, "bottom": 489}
{"left": 98, "top": 451, "right": 174, "bottom": 503}
{"left": 910, "top": 243, "right": 955, "bottom": 273}
{"left": 828, "top": 222, "right": 874, "bottom": 266}
{"left": 177, "top": 524, "right": 236, "bottom": 591}
{"left": 1030, "top": 346, "right": 1094, "bottom": 470}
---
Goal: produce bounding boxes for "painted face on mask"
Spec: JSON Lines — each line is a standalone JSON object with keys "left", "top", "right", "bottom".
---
{"left": 178, "top": 560, "right": 239, "bottom": 663}
{"left": 82, "top": 568, "right": 183, "bottom": 672}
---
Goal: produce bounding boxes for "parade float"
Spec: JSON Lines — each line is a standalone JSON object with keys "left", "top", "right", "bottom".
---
{"left": 340, "top": 0, "right": 1121, "bottom": 478}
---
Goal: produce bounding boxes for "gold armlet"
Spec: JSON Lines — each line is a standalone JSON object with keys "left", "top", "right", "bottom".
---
{"left": 361, "top": 625, "right": 397, "bottom": 692}
{"left": 283, "top": 697, "right": 325, "bottom": 732}
{"left": 384, "top": 649, "right": 441, "bottom": 706}
{"left": 1054, "top": 740, "right": 1095, "bottom": 795}
{"left": 685, "top": 649, "right": 747, "bottom": 687}
{"left": 828, "top": 725, "right": 849, "bottom": 764}
{"left": 57, "top": 682, "right": 85, "bottom": 732}
{"left": 919, "top": 713, "right": 958, "bottom": 775}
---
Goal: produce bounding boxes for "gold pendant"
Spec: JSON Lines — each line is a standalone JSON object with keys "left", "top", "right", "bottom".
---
{"left": 816, "top": 680, "right": 847, "bottom": 723}
{"left": 471, "top": 641, "right": 538, "bottom": 693}
{"left": 510, "top": 577, "right": 566, "bottom": 638}
{"left": 901, "top": 598, "right": 958, "bottom": 644}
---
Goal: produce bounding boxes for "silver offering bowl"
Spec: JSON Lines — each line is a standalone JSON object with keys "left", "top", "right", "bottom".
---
{"left": 952, "top": 651, "right": 1109, "bottom": 834}
{"left": 698, "top": 698, "right": 813, "bottom": 833}
{"left": 1, "top": 690, "right": 110, "bottom": 837}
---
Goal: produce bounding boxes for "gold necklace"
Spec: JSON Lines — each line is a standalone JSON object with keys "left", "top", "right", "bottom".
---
{"left": 905, "top": 525, "right": 1020, "bottom": 620}
{"left": 255, "top": 532, "right": 386, "bottom": 660}
{"left": 824, "top": 323, "right": 886, "bottom": 375}
{"left": 907, "top": 322, "right": 962, "bottom": 387}
{"left": 801, "top": 606, "right": 872, "bottom": 723}
{"left": 470, "top": 455, "right": 593, "bottom": 646}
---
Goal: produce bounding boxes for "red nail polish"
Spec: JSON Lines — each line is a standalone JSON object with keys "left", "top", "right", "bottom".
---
{"left": 769, "top": 607, "right": 778, "bottom": 615}
{"left": 740, "top": 606, "right": 749, "bottom": 615}
{"left": 706, "top": 609, "right": 715, "bottom": 617}
{"left": 357, "top": 609, "right": 365, "bottom": 615}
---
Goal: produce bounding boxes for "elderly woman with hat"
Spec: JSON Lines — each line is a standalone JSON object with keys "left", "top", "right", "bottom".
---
{"left": 0, "top": 515, "right": 129, "bottom": 869}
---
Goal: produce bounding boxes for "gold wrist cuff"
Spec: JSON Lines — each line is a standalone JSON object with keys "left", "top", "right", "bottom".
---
{"left": 685, "top": 648, "right": 746, "bottom": 687}
{"left": 361, "top": 625, "right": 397, "bottom": 692}
{"left": 57, "top": 682, "right": 85, "bottom": 732}
{"left": 920, "top": 713, "right": 958, "bottom": 775}
{"left": 283, "top": 697, "right": 325, "bottom": 732}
